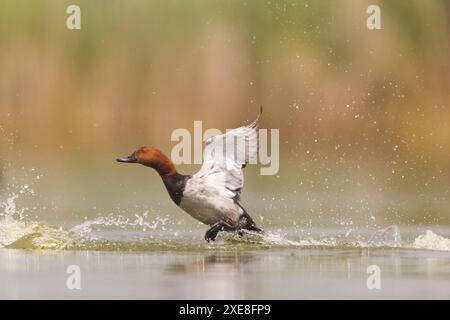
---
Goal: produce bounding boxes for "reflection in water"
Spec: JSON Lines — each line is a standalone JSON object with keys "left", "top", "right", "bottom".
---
{"left": 1, "top": 248, "right": 450, "bottom": 299}
{"left": 166, "top": 253, "right": 256, "bottom": 299}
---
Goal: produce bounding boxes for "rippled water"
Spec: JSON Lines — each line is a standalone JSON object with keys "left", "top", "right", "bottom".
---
{"left": 1, "top": 214, "right": 450, "bottom": 252}
{"left": 1, "top": 175, "right": 450, "bottom": 299}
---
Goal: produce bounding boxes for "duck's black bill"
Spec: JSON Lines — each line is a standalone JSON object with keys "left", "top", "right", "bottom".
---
{"left": 116, "top": 155, "right": 137, "bottom": 163}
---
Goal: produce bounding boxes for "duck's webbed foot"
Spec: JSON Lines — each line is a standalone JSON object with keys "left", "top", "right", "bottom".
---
{"left": 204, "top": 222, "right": 225, "bottom": 242}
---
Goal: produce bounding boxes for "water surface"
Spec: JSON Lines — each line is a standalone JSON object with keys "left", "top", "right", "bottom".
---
{"left": 1, "top": 215, "right": 449, "bottom": 299}
{"left": 0, "top": 161, "right": 449, "bottom": 299}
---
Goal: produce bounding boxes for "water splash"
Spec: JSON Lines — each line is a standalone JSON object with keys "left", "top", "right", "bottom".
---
{"left": 5, "top": 223, "right": 80, "bottom": 250}
{"left": 0, "top": 216, "right": 33, "bottom": 247}
{"left": 223, "top": 230, "right": 335, "bottom": 247}
{"left": 0, "top": 184, "right": 33, "bottom": 221}
{"left": 70, "top": 212, "right": 168, "bottom": 237}
{"left": 411, "top": 230, "right": 450, "bottom": 251}
{"left": 1, "top": 172, "right": 449, "bottom": 251}
{"left": 1, "top": 216, "right": 450, "bottom": 251}
{"left": 367, "top": 225, "right": 402, "bottom": 247}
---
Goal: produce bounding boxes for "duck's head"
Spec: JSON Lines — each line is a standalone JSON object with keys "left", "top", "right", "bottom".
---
{"left": 117, "top": 146, "right": 176, "bottom": 176}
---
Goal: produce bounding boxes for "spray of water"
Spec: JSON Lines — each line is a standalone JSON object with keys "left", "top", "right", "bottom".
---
{"left": 0, "top": 167, "right": 449, "bottom": 251}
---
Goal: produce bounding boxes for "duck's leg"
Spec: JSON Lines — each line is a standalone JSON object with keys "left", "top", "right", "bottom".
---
{"left": 204, "top": 222, "right": 225, "bottom": 242}
{"left": 239, "top": 211, "right": 263, "bottom": 233}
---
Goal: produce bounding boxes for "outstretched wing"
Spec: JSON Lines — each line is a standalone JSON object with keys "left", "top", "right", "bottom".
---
{"left": 193, "top": 107, "right": 262, "bottom": 201}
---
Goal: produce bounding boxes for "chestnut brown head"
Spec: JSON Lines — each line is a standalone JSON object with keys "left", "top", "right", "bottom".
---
{"left": 117, "top": 146, "right": 176, "bottom": 176}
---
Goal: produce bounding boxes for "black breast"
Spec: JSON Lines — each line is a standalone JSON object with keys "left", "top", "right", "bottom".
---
{"left": 162, "top": 173, "right": 190, "bottom": 206}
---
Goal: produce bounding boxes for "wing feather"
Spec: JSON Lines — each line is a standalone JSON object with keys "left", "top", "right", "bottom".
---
{"left": 193, "top": 108, "right": 262, "bottom": 201}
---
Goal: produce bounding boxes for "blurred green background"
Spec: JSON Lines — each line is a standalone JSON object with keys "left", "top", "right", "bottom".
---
{"left": 0, "top": 0, "right": 449, "bottom": 227}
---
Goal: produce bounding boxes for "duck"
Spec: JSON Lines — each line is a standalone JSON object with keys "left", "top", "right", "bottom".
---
{"left": 117, "top": 108, "right": 263, "bottom": 242}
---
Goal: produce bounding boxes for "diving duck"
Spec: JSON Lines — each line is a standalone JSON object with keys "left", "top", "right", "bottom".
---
{"left": 117, "top": 108, "right": 263, "bottom": 242}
